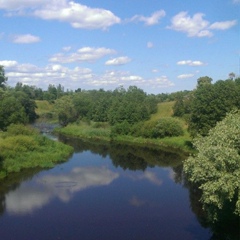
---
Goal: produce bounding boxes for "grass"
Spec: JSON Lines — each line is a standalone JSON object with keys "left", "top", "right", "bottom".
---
{"left": 55, "top": 122, "right": 111, "bottom": 141}
{"left": 0, "top": 125, "right": 74, "bottom": 179}
{"left": 150, "top": 101, "right": 175, "bottom": 120}
{"left": 35, "top": 100, "right": 58, "bottom": 122}
{"left": 50, "top": 99, "right": 192, "bottom": 153}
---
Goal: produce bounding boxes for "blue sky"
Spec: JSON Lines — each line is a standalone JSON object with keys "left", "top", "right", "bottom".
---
{"left": 0, "top": 0, "right": 239, "bottom": 94}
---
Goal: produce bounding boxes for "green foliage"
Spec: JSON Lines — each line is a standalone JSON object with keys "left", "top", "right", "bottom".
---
{"left": 189, "top": 78, "right": 240, "bottom": 136}
{"left": 108, "top": 86, "right": 152, "bottom": 125}
{"left": 111, "top": 120, "right": 131, "bottom": 137}
{"left": 0, "top": 65, "right": 8, "bottom": 89}
{"left": 7, "top": 124, "right": 38, "bottom": 136}
{"left": 0, "top": 95, "right": 28, "bottom": 130}
{"left": 13, "top": 90, "right": 38, "bottom": 122}
{"left": 54, "top": 95, "right": 77, "bottom": 126}
{"left": 184, "top": 111, "right": 240, "bottom": 220}
{"left": 0, "top": 124, "right": 73, "bottom": 178}
{"left": 153, "top": 118, "right": 184, "bottom": 138}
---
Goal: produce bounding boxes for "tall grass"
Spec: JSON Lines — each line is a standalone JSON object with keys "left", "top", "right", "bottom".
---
{"left": 35, "top": 100, "right": 57, "bottom": 122}
{"left": 0, "top": 124, "right": 73, "bottom": 179}
{"left": 55, "top": 122, "right": 111, "bottom": 141}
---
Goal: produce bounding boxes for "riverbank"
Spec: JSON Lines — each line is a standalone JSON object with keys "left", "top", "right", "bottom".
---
{"left": 54, "top": 122, "right": 193, "bottom": 154}
{"left": 0, "top": 124, "right": 74, "bottom": 179}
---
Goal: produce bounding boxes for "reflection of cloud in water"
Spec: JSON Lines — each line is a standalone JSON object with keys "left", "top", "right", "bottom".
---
{"left": 129, "top": 196, "right": 146, "bottom": 207}
{"left": 128, "top": 170, "right": 162, "bottom": 186}
{"left": 6, "top": 167, "right": 119, "bottom": 215}
{"left": 168, "top": 169, "right": 175, "bottom": 181}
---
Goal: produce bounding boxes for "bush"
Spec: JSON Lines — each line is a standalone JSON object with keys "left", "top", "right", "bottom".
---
{"left": 153, "top": 118, "right": 184, "bottom": 138}
{"left": 7, "top": 124, "right": 38, "bottom": 136}
{"left": 111, "top": 121, "right": 131, "bottom": 136}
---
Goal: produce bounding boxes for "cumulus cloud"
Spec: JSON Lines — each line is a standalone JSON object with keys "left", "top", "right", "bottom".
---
{"left": 168, "top": 12, "right": 212, "bottom": 37}
{"left": 105, "top": 56, "right": 131, "bottom": 66}
{"left": 168, "top": 11, "right": 237, "bottom": 37}
{"left": 1, "top": 60, "right": 174, "bottom": 92}
{"left": 177, "top": 60, "right": 205, "bottom": 66}
{"left": 177, "top": 74, "right": 194, "bottom": 79}
{"left": 49, "top": 47, "right": 116, "bottom": 63}
{"left": 130, "top": 10, "right": 166, "bottom": 26}
{"left": 0, "top": 60, "right": 93, "bottom": 88}
{"left": 11, "top": 34, "right": 41, "bottom": 44}
{"left": 0, "top": 0, "right": 120, "bottom": 30}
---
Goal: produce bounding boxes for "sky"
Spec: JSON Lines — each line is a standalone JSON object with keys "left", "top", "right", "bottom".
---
{"left": 0, "top": 0, "right": 239, "bottom": 94}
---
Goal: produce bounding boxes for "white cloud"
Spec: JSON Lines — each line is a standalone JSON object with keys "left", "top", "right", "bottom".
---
{"left": 168, "top": 12, "right": 212, "bottom": 37}
{"left": 49, "top": 47, "right": 116, "bottom": 63}
{"left": 233, "top": 0, "right": 240, "bottom": 4}
{"left": 168, "top": 11, "right": 237, "bottom": 37}
{"left": 130, "top": 10, "right": 166, "bottom": 26}
{"left": 177, "top": 60, "right": 205, "bottom": 66}
{"left": 209, "top": 20, "right": 237, "bottom": 30}
{"left": 147, "top": 42, "right": 154, "bottom": 48}
{"left": 0, "top": 0, "right": 120, "bottom": 30}
{"left": 177, "top": 74, "right": 194, "bottom": 79}
{"left": 105, "top": 56, "right": 131, "bottom": 66}
{"left": 0, "top": 0, "right": 49, "bottom": 10}
{"left": 2, "top": 60, "right": 174, "bottom": 92}
{"left": 0, "top": 60, "right": 18, "bottom": 67}
{"left": 11, "top": 34, "right": 41, "bottom": 44}
{"left": 6, "top": 166, "right": 119, "bottom": 214}
{"left": 1, "top": 60, "right": 93, "bottom": 88}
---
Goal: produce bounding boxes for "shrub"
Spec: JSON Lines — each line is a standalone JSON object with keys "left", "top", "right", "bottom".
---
{"left": 111, "top": 120, "right": 131, "bottom": 136}
{"left": 7, "top": 124, "right": 38, "bottom": 136}
{"left": 153, "top": 118, "right": 184, "bottom": 138}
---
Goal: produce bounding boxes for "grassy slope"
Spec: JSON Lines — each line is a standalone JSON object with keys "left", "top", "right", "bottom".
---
{"left": 147, "top": 101, "right": 191, "bottom": 149}
{"left": 51, "top": 100, "right": 192, "bottom": 152}
{"left": 35, "top": 100, "right": 57, "bottom": 122}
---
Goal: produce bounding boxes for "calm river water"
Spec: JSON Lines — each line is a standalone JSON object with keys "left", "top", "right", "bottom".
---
{"left": 0, "top": 136, "right": 215, "bottom": 240}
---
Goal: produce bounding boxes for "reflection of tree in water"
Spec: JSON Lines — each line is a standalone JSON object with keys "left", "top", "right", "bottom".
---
{"left": 182, "top": 175, "right": 240, "bottom": 240}
{"left": 109, "top": 143, "right": 186, "bottom": 171}
{"left": 0, "top": 168, "right": 42, "bottom": 216}
{"left": 59, "top": 135, "right": 186, "bottom": 171}
{"left": 58, "top": 135, "right": 110, "bottom": 158}
{"left": 170, "top": 164, "right": 239, "bottom": 239}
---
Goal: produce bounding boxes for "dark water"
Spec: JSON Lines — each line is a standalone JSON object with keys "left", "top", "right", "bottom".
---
{"left": 0, "top": 136, "right": 234, "bottom": 240}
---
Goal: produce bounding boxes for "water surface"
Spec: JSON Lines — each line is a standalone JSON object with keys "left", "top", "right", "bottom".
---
{"left": 0, "top": 138, "right": 211, "bottom": 240}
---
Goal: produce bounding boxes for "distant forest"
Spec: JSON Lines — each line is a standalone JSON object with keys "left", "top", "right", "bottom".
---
{"left": 1, "top": 65, "right": 240, "bottom": 138}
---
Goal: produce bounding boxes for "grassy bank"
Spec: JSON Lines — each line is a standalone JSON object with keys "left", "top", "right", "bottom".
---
{"left": 55, "top": 122, "right": 192, "bottom": 153}
{"left": 54, "top": 101, "right": 192, "bottom": 153}
{"left": 0, "top": 124, "right": 74, "bottom": 179}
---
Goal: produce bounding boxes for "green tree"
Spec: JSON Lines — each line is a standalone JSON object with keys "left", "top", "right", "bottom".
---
{"left": 0, "top": 95, "right": 28, "bottom": 130}
{"left": 0, "top": 66, "right": 8, "bottom": 89}
{"left": 54, "top": 95, "right": 77, "bottom": 126}
{"left": 13, "top": 91, "right": 38, "bottom": 123}
{"left": 184, "top": 111, "right": 240, "bottom": 221}
{"left": 189, "top": 78, "right": 239, "bottom": 136}
{"left": 197, "top": 76, "right": 212, "bottom": 87}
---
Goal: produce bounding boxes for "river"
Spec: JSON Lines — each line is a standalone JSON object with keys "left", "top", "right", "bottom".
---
{"left": 0, "top": 135, "right": 220, "bottom": 239}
